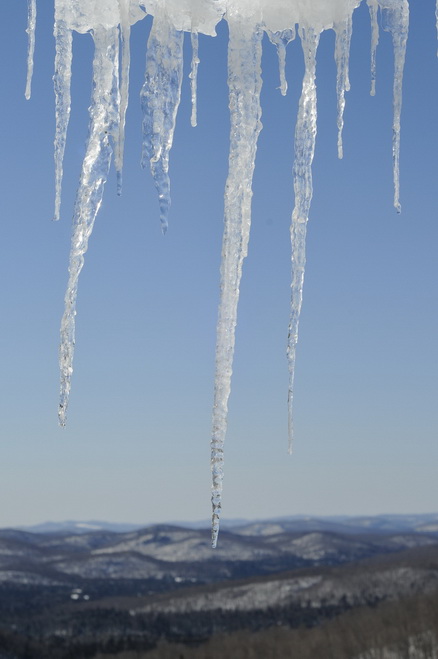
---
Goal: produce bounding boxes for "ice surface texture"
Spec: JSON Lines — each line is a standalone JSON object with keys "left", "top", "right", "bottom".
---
{"left": 58, "top": 26, "right": 121, "bottom": 427}
{"left": 211, "top": 12, "right": 263, "bottom": 548}
{"left": 25, "top": 0, "right": 36, "bottom": 100}
{"left": 26, "top": 0, "right": 411, "bottom": 544}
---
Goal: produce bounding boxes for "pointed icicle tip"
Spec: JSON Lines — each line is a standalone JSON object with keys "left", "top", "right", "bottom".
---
{"left": 211, "top": 508, "right": 220, "bottom": 548}
{"left": 211, "top": 528, "right": 218, "bottom": 548}
{"left": 140, "top": 19, "right": 184, "bottom": 234}
{"left": 58, "top": 407, "right": 66, "bottom": 428}
{"left": 117, "top": 171, "right": 123, "bottom": 196}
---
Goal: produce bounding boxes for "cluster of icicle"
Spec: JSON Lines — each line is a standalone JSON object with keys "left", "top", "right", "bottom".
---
{"left": 25, "top": 0, "right": 412, "bottom": 547}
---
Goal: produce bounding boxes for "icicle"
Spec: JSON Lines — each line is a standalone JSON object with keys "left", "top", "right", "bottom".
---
{"left": 53, "top": 19, "right": 72, "bottom": 222}
{"left": 190, "top": 31, "right": 200, "bottom": 127}
{"left": 59, "top": 27, "right": 120, "bottom": 427}
{"left": 277, "top": 41, "right": 287, "bottom": 96}
{"left": 20, "top": 0, "right": 416, "bottom": 545}
{"left": 367, "top": 0, "right": 379, "bottom": 96}
{"left": 211, "top": 17, "right": 263, "bottom": 548}
{"left": 287, "top": 27, "right": 320, "bottom": 454}
{"left": 381, "top": 0, "right": 409, "bottom": 214}
{"left": 334, "top": 17, "right": 352, "bottom": 159}
{"left": 267, "top": 29, "right": 295, "bottom": 97}
{"left": 25, "top": 0, "right": 37, "bottom": 100}
{"left": 115, "top": 0, "right": 131, "bottom": 196}
{"left": 140, "top": 12, "right": 184, "bottom": 234}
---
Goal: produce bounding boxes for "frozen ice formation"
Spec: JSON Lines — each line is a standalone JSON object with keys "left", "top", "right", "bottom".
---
{"left": 25, "top": 0, "right": 412, "bottom": 546}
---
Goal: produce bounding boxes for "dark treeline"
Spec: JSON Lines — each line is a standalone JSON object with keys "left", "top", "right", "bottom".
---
{"left": 96, "top": 590, "right": 438, "bottom": 659}
{"left": 0, "top": 588, "right": 437, "bottom": 659}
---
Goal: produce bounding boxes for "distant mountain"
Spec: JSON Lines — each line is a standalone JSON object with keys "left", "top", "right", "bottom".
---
{"left": 13, "top": 520, "right": 145, "bottom": 535}
{"left": 0, "top": 519, "right": 437, "bottom": 659}
{"left": 229, "top": 513, "right": 438, "bottom": 537}
{"left": 0, "top": 516, "right": 437, "bottom": 586}
{"left": 162, "top": 512, "right": 438, "bottom": 536}
{"left": 8, "top": 513, "right": 438, "bottom": 537}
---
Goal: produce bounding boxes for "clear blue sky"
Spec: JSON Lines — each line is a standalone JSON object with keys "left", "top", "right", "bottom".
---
{"left": 0, "top": 1, "right": 437, "bottom": 528}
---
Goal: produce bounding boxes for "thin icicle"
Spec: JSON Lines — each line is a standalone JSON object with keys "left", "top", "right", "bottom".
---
{"left": 190, "top": 31, "right": 200, "bottom": 127}
{"left": 381, "top": 0, "right": 409, "bottom": 214}
{"left": 115, "top": 0, "right": 131, "bottom": 195}
{"left": 25, "top": 0, "right": 37, "bottom": 100}
{"left": 334, "top": 16, "right": 352, "bottom": 159}
{"left": 59, "top": 27, "right": 120, "bottom": 427}
{"left": 367, "top": 0, "right": 379, "bottom": 96}
{"left": 333, "top": 16, "right": 353, "bottom": 159}
{"left": 267, "top": 29, "right": 295, "bottom": 97}
{"left": 140, "top": 12, "right": 184, "bottom": 234}
{"left": 287, "top": 27, "right": 320, "bottom": 454}
{"left": 211, "top": 18, "right": 263, "bottom": 548}
{"left": 53, "top": 19, "right": 72, "bottom": 222}
{"left": 278, "top": 42, "right": 287, "bottom": 95}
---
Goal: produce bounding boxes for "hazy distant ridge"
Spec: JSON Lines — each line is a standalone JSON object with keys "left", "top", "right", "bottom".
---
{"left": 9, "top": 513, "right": 438, "bottom": 536}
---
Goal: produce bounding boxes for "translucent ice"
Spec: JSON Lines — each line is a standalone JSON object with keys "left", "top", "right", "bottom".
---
{"left": 267, "top": 29, "right": 295, "bottom": 96}
{"left": 24, "top": 0, "right": 414, "bottom": 544}
{"left": 334, "top": 17, "right": 352, "bottom": 160}
{"left": 115, "top": 0, "right": 132, "bottom": 195}
{"left": 380, "top": 0, "right": 409, "bottom": 213}
{"left": 140, "top": 10, "right": 184, "bottom": 234}
{"left": 53, "top": 16, "right": 72, "bottom": 221}
{"left": 25, "top": 0, "right": 36, "bottom": 100}
{"left": 59, "top": 26, "right": 120, "bottom": 426}
{"left": 190, "top": 30, "right": 200, "bottom": 127}
{"left": 287, "top": 26, "right": 320, "bottom": 454}
{"left": 211, "top": 11, "right": 263, "bottom": 548}
{"left": 367, "top": 0, "right": 379, "bottom": 95}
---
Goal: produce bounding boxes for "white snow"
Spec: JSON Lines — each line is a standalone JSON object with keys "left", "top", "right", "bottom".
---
{"left": 26, "top": 0, "right": 414, "bottom": 544}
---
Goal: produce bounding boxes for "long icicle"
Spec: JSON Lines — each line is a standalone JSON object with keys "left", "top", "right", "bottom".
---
{"left": 334, "top": 16, "right": 352, "bottom": 160}
{"left": 25, "top": 0, "right": 37, "bottom": 100}
{"left": 59, "top": 27, "right": 120, "bottom": 426}
{"left": 383, "top": 0, "right": 409, "bottom": 214}
{"left": 115, "top": 0, "right": 131, "bottom": 196}
{"left": 211, "top": 17, "right": 263, "bottom": 548}
{"left": 53, "top": 18, "right": 73, "bottom": 221}
{"left": 140, "top": 11, "right": 184, "bottom": 234}
{"left": 287, "top": 27, "right": 320, "bottom": 454}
